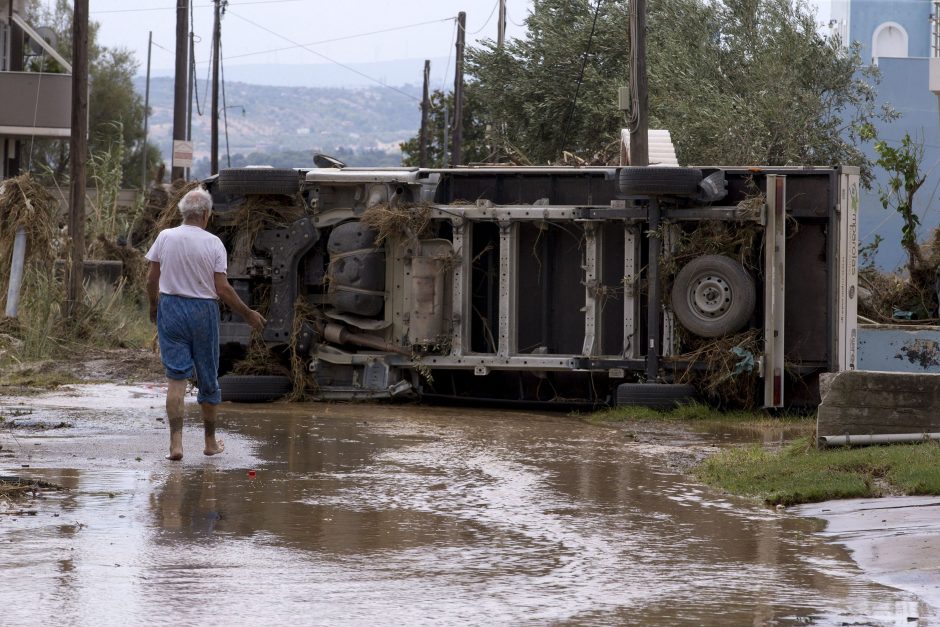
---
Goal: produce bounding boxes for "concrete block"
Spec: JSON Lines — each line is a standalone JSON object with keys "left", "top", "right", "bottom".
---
{"left": 53, "top": 259, "right": 124, "bottom": 285}
{"left": 818, "top": 370, "right": 940, "bottom": 438}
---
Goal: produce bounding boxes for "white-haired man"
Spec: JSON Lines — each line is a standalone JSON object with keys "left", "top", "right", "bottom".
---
{"left": 145, "top": 187, "right": 265, "bottom": 460}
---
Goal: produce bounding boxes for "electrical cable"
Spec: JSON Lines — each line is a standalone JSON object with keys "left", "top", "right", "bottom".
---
{"left": 226, "top": 9, "right": 420, "bottom": 101}
{"left": 27, "top": 50, "right": 45, "bottom": 171}
{"left": 440, "top": 17, "right": 458, "bottom": 94}
{"left": 190, "top": 1, "right": 205, "bottom": 116}
{"left": 559, "top": 0, "right": 603, "bottom": 155}
{"left": 506, "top": 2, "right": 527, "bottom": 28}
{"left": 625, "top": 0, "right": 639, "bottom": 130}
{"left": 150, "top": 40, "right": 174, "bottom": 54}
{"left": 91, "top": 1, "right": 302, "bottom": 15}
{"left": 204, "top": 17, "right": 454, "bottom": 63}
{"left": 221, "top": 38, "right": 232, "bottom": 167}
{"left": 468, "top": 0, "right": 500, "bottom": 35}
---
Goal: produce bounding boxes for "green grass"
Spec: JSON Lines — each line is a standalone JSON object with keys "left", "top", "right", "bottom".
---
{"left": 589, "top": 401, "right": 813, "bottom": 429}
{"left": 695, "top": 438, "right": 940, "bottom": 506}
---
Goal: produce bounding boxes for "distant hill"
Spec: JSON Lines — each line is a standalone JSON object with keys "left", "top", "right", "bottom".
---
{"left": 135, "top": 76, "right": 422, "bottom": 170}
{"left": 145, "top": 58, "right": 451, "bottom": 89}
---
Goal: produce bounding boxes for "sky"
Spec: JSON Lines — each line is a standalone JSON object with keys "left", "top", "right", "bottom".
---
{"left": 67, "top": 0, "right": 535, "bottom": 86}
{"left": 29, "top": 0, "right": 834, "bottom": 88}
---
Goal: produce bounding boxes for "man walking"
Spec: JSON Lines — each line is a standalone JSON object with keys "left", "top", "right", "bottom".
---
{"left": 146, "top": 187, "right": 265, "bottom": 460}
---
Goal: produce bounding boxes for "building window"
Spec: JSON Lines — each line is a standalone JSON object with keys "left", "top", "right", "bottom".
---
{"left": 872, "top": 21, "right": 909, "bottom": 62}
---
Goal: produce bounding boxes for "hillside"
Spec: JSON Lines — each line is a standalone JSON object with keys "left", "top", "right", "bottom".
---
{"left": 135, "top": 77, "right": 422, "bottom": 170}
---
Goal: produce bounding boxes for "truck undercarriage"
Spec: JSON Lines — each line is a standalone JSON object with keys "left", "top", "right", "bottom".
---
{"left": 205, "top": 164, "right": 858, "bottom": 409}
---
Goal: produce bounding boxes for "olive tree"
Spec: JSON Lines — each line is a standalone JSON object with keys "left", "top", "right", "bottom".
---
{"left": 447, "top": 0, "right": 894, "bottom": 181}
{"left": 400, "top": 88, "right": 490, "bottom": 167}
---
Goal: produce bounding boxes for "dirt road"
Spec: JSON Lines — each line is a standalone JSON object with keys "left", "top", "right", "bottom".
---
{"left": 0, "top": 383, "right": 934, "bottom": 625}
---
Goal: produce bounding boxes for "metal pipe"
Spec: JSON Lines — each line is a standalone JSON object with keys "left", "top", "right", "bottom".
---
{"left": 645, "top": 197, "right": 660, "bottom": 381}
{"left": 5, "top": 227, "right": 27, "bottom": 318}
{"left": 819, "top": 433, "right": 940, "bottom": 447}
{"left": 321, "top": 322, "right": 409, "bottom": 355}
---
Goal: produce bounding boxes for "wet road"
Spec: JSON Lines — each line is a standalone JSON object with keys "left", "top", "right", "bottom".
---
{"left": 0, "top": 384, "right": 934, "bottom": 625}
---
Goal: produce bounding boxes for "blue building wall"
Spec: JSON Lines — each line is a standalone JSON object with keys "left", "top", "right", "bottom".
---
{"left": 849, "top": 0, "right": 931, "bottom": 60}
{"left": 858, "top": 57, "right": 940, "bottom": 269}
{"left": 837, "top": 0, "right": 940, "bottom": 269}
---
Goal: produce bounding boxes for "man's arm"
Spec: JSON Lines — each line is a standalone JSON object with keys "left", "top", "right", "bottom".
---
{"left": 214, "top": 272, "right": 266, "bottom": 331}
{"left": 146, "top": 262, "right": 161, "bottom": 323}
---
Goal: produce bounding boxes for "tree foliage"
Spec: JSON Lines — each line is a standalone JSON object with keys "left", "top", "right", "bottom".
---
{"left": 443, "top": 0, "right": 894, "bottom": 180}
{"left": 23, "top": 0, "right": 161, "bottom": 187}
{"left": 874, "top": 133, "right": 927, "bottom": 271}
{"left": 400, "top": 88, "right": 489, "bottom": 167}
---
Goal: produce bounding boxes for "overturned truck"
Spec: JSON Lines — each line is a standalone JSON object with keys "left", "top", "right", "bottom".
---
{"left": 206, "top": 164, "right": 858, "bottom": 408}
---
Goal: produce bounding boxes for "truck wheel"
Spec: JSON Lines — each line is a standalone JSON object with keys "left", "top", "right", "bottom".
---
{"left": 217, "top": 168, "right": 300, "bottom": 196}
{"left": 219, "top": 375, "right": 292, "bottom": 402}
{"left": 618, "top": 167, "right": 702, "bottom": 197}
{"left": 671, "top": 255, "right": 755, "bottom": 338}
{"left": 616, "top": 383, "right": 697, "bottom": 410}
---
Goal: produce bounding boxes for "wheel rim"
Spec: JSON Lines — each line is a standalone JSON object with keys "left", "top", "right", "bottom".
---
{"left": 687, "top": 273, "right": 732, "bottom": 320}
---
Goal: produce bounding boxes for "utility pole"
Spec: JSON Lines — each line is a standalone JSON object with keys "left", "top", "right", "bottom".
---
{"left": 67, "top": 0, "right": 89, "bottom": 317}
{"left": 211, "top": 0, "right": 222, "bottom": 175}
{"left": 451, "top": 11, "right": 466, "bottom": 167}
{"left": 629, "top": 0, "right": 649, "bottom": 166}
{"left": 419, "top": 60, "right": 430, "bottom": 167}
{"left": 497, "top": 0, "right": 506, "bottom": 48}
{"left": 171, "top": 0, "right": 189, "bottom": 180}
{"left": 186, "top": 26, "right": 194, "bottom": 161}
{"left": 142, "top": 31, "right": 152, "bottom": 189}
{"left": 7, "top": 1, "right": 23, "bottom": 175}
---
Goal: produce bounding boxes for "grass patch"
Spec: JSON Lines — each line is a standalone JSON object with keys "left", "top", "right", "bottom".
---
{"left": 589, "top": 401, "right": 812, "bottom": 429}
{"left": 695, "top": 438, "right": 940, "bottom": 506}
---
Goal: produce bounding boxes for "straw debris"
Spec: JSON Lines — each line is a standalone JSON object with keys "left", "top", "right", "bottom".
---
{"left": 0, "top": 173, "right": 60, "bottom": 279}
{"left": 669, "top": 328, "right": 762, "bottom": 409}
{"left": 229, "top": 194, "right": 306, "bottom": 268}
{"left": 361, "top": 202, "right": 432, "bottom": 246}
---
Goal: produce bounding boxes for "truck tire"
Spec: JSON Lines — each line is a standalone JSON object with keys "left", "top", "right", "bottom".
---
{"left": 618, "top": 167, "right": 702, "bottom": 197}
{"left": 217, "top": 168, "right": 300, "bottom": 196}
{"left": 616, "top": 383, "right": 697, "bottom": 410}
{"left": 219, "top": 375, "right": 292, "bottom": 402}
{"left": 671, "top": 255, "right": 755, "bottom": 338}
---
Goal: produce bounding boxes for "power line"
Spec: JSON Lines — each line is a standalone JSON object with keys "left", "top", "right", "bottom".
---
{"left": 150, "top": 40, "right": 174, "bottom": 54}
{"left": 506, "top": 2, "right": 528, "bottom": 27}
{"left": 226, "top": 9, "right": 420, "bottom": 101}
{"left": 440, "top": 17, "right": 458, "bottom": 94}
{"left": 197, "top": 17, "right": 453, "bottom": 64}
{"left": 221, "top": 37, "right": 233, "bottom": 167}
{"left": 90, "top": 1, "right": 301, "bottom": 15}
{"left": 559, "top": 0, "right": 602, "bottom": 154}
{"left": 468, "top": 0, "right": 500, "bottom": 35}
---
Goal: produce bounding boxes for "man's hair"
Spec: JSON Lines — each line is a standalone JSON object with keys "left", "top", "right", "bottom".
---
{"left": 178, "top": 187, "right": 213, "bottom": 219}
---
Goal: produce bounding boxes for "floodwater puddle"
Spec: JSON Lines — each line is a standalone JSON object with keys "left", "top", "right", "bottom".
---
{"left": 0, "top": 384, "right": 934, "bottom": 625}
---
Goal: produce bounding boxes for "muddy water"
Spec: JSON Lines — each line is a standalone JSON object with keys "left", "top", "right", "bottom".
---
{"left": 0, "top": 385, "right": 933, "bottom": 625}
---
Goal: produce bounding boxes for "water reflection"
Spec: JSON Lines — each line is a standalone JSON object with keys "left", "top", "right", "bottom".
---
{"left": 0, "top": 398, "right": 933, "bottom": 625}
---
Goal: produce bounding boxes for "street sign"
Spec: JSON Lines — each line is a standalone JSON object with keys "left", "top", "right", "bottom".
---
{"left": 172, "top": 140, "right": 194, "bottom": 169}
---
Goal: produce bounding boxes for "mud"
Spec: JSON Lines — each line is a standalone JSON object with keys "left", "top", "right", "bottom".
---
{"left": 0, "top": 384, "right": 935, "bottom": 625}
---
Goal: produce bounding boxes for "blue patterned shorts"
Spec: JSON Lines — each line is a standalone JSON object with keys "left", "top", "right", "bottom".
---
{"left": 157, "top": 294, "right": 221, "bottom": 404}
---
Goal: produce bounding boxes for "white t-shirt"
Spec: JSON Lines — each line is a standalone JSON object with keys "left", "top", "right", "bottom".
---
{"left": 145, "top": 225, "right": 228, "bottom": 300}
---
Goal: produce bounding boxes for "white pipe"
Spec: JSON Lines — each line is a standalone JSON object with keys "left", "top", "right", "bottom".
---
{"left": 5, "top": 227, "right": 26, "bottom": 318}
{"left": 819, "top": 432, "right": 940, "bottom": 447}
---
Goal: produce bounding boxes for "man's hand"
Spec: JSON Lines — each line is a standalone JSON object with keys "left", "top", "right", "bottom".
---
{"left": 149, "top": 305, "right": 158, "bottom": 324}
{"left": 245, "top": 309, "right": 266, "bottom": 332}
